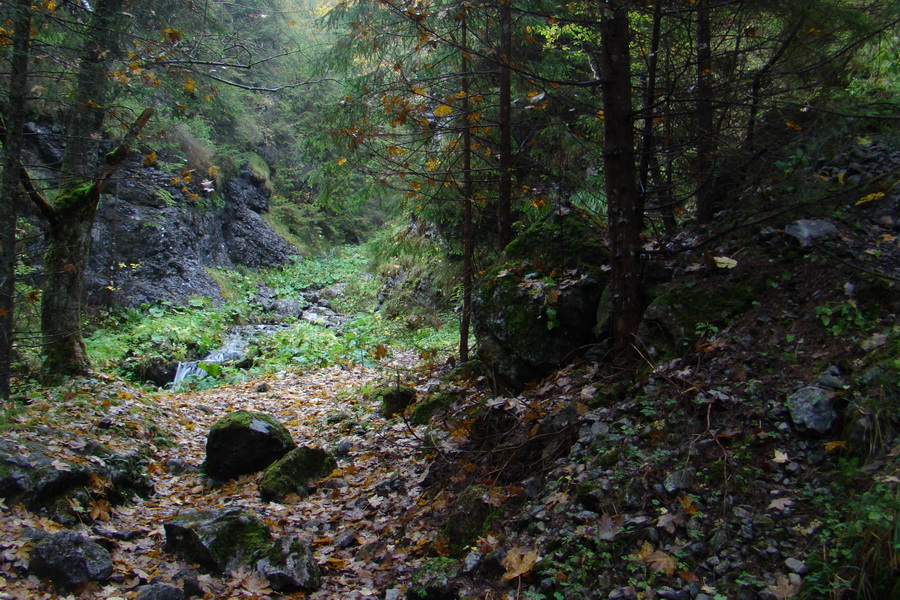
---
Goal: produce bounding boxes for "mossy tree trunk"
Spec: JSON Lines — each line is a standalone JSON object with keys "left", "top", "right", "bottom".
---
{"left": 18, "top": 0, "right": 150, "bottom": 379}
{"left": 25, "top": 109, "right": 152, "bottom": 378}
{"left": 0, "top": 0, "right": 32, "bottom": 400}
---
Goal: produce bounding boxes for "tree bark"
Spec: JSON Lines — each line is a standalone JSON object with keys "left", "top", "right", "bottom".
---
{"left": 0, "top": 0, "right": 32, "bottom": 400}
{"left": 599, "top": 1, "right": 643, "bottom": 350}
{"left": 694, "top": 0, "right": 716, "bottom": 224}
{"left": 497, "top": 0, "right": 513, "bottom": 249}
{"left": 459, "top": 5, "right": 474, "bottom": 363}
{"left": 35, "top": 108, "right": 152, "bottom": 378}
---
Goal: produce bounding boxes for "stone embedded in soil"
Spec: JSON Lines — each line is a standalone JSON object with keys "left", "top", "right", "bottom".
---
{"left": 255, "top": 534, "right": 321, "bottom": 591}
{"left": 163, "top": 507, "right": 272, "bottom": 574}
{"left": 204, "top": 410, "right": 296, "bottom": 480}
{"left": 786, "top": 385, "right": 838, "bottom": 435}
{"left": 135, "top": 583, "right": 186, "bottom": 600}
{"left": 27, "top": 530, "right": 113, "bottom": 592}
{"left": 784, "top": 219, "right": 838, "bottom": 247}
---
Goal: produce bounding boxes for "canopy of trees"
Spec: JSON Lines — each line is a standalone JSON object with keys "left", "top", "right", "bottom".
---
{"left": 1, "top": 0, "right": 898, "bottom": 394}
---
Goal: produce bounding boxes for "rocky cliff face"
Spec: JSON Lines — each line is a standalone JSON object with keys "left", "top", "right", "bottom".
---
{"left": 86, "top": 161, "right": 297, "bottom": 307}
{"left": 21, "top": 123, "right": 297, "bottom": 308}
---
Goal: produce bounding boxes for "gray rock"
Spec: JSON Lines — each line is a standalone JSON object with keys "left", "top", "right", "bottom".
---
{"left": 258, "top": 446, "right": 337, "bottom": 502}
{"left": 28, "top": 531, "right": 113, "bottom": 592}
{"left": 784, "top": 219, "right": 838, "bottom": 247}
{"left": 817, "top": 366, "right": 846, "bottom": 390}
{"left": 164, "top": 507, "right": 272, "bottom": 574}
{"left": 270, "top": 298, "right": 307, "bottom": 320}
{"left": 136, "top": 584, "right": 185, "bottom": 600}
{"left": 786, "top": 386, "right": 838, "bottom": 435}
{"left": 256, "top": 535, "right": 321, "bottom": 591}
{"left": 204, "top": 411, "right": 296, "bottom": 480}
{"left": 0, "top": 438, "right": 150, "bottom": 516}
{"left": 785, "top": 557, "right": 808, "bottom": 575}
{"left": 664, "top": 468, "right": 695, "bottom": 493}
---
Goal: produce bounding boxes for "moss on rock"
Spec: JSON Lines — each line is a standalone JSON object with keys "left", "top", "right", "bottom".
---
{"left": 164, "top": 507, "right": 272, "bottom": 574}
{"left": 407, "top": 557, "right": 460, "bottom": 600}
{"left": 371, "top": 385, "right": 417, "bottom": 418}
{"left": 204, "top": 410, "right": 296, "bottom": 480}
{"left": 443, "top": 485, "right": 494, "bottom": 554}
{"left": 640, "top": 280, "right": 759, "bottom": 351}
{"left": 258, "top": 446, "right": 337, "bottom": 502}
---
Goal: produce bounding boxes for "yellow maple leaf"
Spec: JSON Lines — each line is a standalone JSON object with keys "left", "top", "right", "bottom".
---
{"left": 183, "top": 78, "right": 196, "bottom": 93}
{"left": 501, "top": 546, "right": 540, "bottom": 581}
{"left": 433, "top": 104, "right": 453, "bottom": 117}
{"left": 638, "top": 541, "right": 677, "bottom": 576}
{"left": 143, "top": 151, "right": 157, "bottom": 165}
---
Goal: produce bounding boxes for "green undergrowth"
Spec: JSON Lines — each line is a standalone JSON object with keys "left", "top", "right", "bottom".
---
{"left": 84, "top": 246, "right": 458, "bottom": 389}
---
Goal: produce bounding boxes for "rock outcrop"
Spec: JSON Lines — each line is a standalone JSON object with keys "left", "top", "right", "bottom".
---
{"left": 87, "top": 161, "right": 297, "bottom": 307}
{"left": 203, "top": 411, "right": 296, "bottom": 480}
{"left": 20, "top": 124, "right": 297, "bottom": 308}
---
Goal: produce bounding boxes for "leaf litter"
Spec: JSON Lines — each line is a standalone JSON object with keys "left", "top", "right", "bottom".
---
{"left": 0, "top": 354, "right": 448, "bottom": 599}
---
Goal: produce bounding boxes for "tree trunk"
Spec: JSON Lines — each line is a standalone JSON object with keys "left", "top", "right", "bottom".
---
{"left": 694, "top": 0, "right": 716, "bottom": 224}
{"left": 497, "top": 0, "right": 513, "bottom": 249}
{"left": 0, "top": 0, "right": 32, "bottom": 400}
{"left": 34, "top": 0, "right": 129, "bottom": 377}
{"left": 60, "top": 0, "right": 124, "bottom": 185}
{"left": 459, "top": 6, "right": 474, "bottom": 363}
{"left": 33, "top": 109, "right": 152, "bottom": 378}
{"left": 599, "top": 1, "right": 643, "bottom": 350}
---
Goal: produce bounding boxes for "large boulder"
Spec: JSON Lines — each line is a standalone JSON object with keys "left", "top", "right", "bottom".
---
{"left": 164, "top": 507, "right": 272, "bottom": 574}
{"left": 258, "top": 446, "right": 337, "bottom": 502}
{"left": 204, "top": 411, "right": 296, "bottom": 480}
{"left": 28, "top": 530, "right": 114, "bottom": 592}
{"left": 256, "top": 535, "right": 322, "bottom": 591}
{"left": 473, "top": 210, "right": 609, "bottom": 391}
{"left": 638, "top": 279, "right": 758, "bottom": 354}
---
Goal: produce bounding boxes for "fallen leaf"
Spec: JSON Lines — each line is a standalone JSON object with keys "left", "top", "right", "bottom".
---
{"left": 596, "top": 513, "right": 621, "bottom": 541}
{"left": 773, "top": 449, "right": 789, "bottom": 464}
{"left": 824, "top": 440, "right": 847, "bottom": 453}
{"left": 657, "top": 512, "right": 685, "bottom": 534}
{"left": 501, "top": 546, "right": 540, "bottom": 581}
{"left": 768, "top": 497, "right": 793, "bottom": 511}
{"left": 713, "top": 256, "right": 738, "bottom": 269}
{"left": 768, "top": 574, "right": 801, "bottom": 599}
{"left": 638, "top": 541, "right": 676, "bottom": 576}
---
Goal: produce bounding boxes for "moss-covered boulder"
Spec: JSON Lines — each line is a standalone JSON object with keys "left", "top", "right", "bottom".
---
{"left": 373, "top": 385, "right": 417, "bottom": 418}
{"left": 638, "top": 279, "right": 758, "bottom": 353}
{"left": 204, "top": 410, "right": 296, "bottom": 480}
{"left": 164, "top": 507, "right": 272, "bottom": 574}
{"left": 256, "top": 534, "right": 321, "bottom": 591}
{"left": 258, "top": 446, "right": 337, "bottom": 502}
{"left": 410, "top": 390, "right": 457, "bottom": 426}
{"left": 474, "top": 211, "right": 610, "bottom": 391}
{"left": 443, "top": 485, "right": 494, "bottom": 554}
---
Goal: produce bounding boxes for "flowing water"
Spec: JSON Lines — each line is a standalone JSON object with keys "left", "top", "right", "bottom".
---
{"left": 172, "top": 324, "right": 285, "bottom": 384}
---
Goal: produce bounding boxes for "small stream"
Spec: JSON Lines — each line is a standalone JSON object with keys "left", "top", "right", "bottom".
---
{"left": 172, "top": 324, "right": 286, "bottom": 384}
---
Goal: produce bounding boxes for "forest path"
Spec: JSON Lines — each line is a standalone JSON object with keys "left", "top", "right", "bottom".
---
{"left": 5, "top": 357, "right": 441, "bottom": 600}
{"left": 136, "top": 356, "right": 436, "bottom": 599}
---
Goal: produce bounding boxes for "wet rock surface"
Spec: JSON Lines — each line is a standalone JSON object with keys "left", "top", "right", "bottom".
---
{"left": 203, "top": 411, "right": 296, "bottom": 480}
{"left": 27, "top": 530, "right": 114, "bottom": 592}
